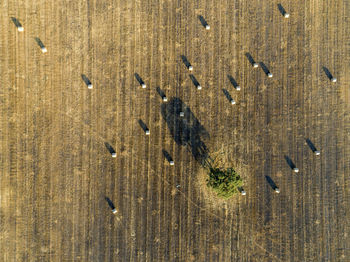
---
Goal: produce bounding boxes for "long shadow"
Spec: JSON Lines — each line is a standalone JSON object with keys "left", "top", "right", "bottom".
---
{"left": 81, "top": 74, "right": 92, "bottom": 87}
{"left": 162, "top": 149, "right": 174, "bottom": 164}
{"left": 227, "top": 74, "right": 240, "bottom": 90}
{"left": 245, "top": 52, "right": 258, "bottom": 67}
{"left": 105, "top": 142, "right": 116, "bottom": 156}
{"left": 306, "top": 138, "right": 316, "bottom": 151}
{"left": 322, "top": 67, "right": 334, "bottom": 81}
{"left": 306, "top": 138, "right": 320, "bottom": 155}
{"left": 277, "top": 4, "right": 287, "bottom": 17}
{"left": 198, "top": 15, "right": 209, "bottom": 28}
{"left": 284, "top": 155, "right": 296, "bottom": 170}
{"left": 138, "top": 119, "right": 149, "bottom": 133}
{"left": 181, "top": 55, "right": 192, "bottom": 70}
{"left": 189, "top": 74, "right": 201, "bottom": 89}
{"left": 222, "top": 89, "right": 234, "bottom": 104}
{"left": 259, "top": 62, "right": 272, "bottom": 76}
{"left": 156, "top": 87, "right": 167, "bottom": 101}
{"left": 265, "top": 176, "right": 278, "bottom": 190}
{"left": 34, "top": 37, "right": 45, "bottom": 49}
{"left": 134, "top": 73, "right": 145, "bottom": 86}
{"left": 105, "top": 197, "right": 116, "bottom": 210}
{"left": 11, "top": 17, "right": 22, "bottom": 29}
{"left": 161, "top": 97, "right": 210, "bottom": 166}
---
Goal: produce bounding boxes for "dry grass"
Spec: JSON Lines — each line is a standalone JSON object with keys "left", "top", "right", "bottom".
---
{"left": 0, "top": 0, "right": 349, "bottom": 261}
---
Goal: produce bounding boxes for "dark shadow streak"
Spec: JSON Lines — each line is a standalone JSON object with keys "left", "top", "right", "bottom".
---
{"left": 284, "top": 155, "right": 296, "bottom": 170}
{"left": 198, "top": 15, "right": 209, "bottom": 28}
{"left": 104, "top": 142, "right": 116, "bottom": 155}
{"left": 259, "top": 62, "right": 271, "bottom": 75}
{"left": 162, "top": 149, "right": 173, "bottom": 163}
{"left": 322, "top": 67, "right": 333, "bottom": 80}
{"left": 265, "top": 176, "right": 278, "bottom": 190}
{"left": 189, "top": 74, "right": 200, "bottom": 88}
{"left": 227, "top": 75, "right": 239, "bottom": 89}
{"left": 181, "top": 55, "right": 192, "bottom": 69}
{"left": 11, "top": 17, "right": 22, "bottom": 28}
{"left": 277, "top": 4, "right": 287, "bottom": 16}
{"left": 105, "top": 197, "right": 116, "bottom": 210}
{"left": 156, "top": 87, "right": 166, "bottom": 99}
{"left": 34, "top": 37, "right": 45, "bottom": 49}
{"left": 306, "top": 139, "right": 317, "bottom": 152}
{"left": 245, "top": 52, "right": 257, "bottom": 67}
{"left": 222, "top": 89, "right": 233, "bottom": 102}
{"left": 138, "top": 119, "right": 149, "bottom": 132}
{"left": 134, "top": 73, "right": 145, "bottom": 85}
{"left": 81, "top": 74, "right": 92, "bottom": 86}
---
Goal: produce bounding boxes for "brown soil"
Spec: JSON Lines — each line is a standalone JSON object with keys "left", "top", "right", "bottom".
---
{"left": 0, "top": 0, "right": 349, "bottom": 261}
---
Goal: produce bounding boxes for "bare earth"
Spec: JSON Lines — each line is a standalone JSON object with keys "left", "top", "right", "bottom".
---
{"left": 0, "top": 0, "right": 349, "bottom": 261}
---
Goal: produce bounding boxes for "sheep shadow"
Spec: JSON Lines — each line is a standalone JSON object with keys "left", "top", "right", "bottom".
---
{"left": 277, "top": 4, "right": 287, "bottom": 17}
{"left": 11, "top": 17, "right": 22, "bottom": 28}
{"left": 105, "top": 197, "right": 116, "bottom": 210}
{"left": 138, "top": 119, "right": 149, "bottom": 133}
{"left": 34, "top": 37, "right": 45, "bottom": 49}
{"left": 306, "top": 138, "right": 320, "bottom": 154}
{"left": 259, "top": 62, "right": 271, "bottom": 75}
{"left": 322, "top": 67, "right": 334, "bottom": 81}
{"left": 81, "top": 74, "right": 92, "bottom": 86}
{"left": 284, "top": 155, "right": 296, "bottom": 170}
{"left": 162, "top": 149, "right": 174, "bottom": 163}
{"left": 161, "top": 97, "right": 210, "bottom": 166}
{"left": 265, "top": 176, "right": 278, "bottom": 190}
{"left": 156, "top": 87, "right": 167, "bottom": 100}
{"left": 104, "top": 142, "right": 116, "bottom": 155}
{"left": 227, "top": 74, "right": 240, "bottom": 89}
{"left": 222, "top": 89, "right": 233, "bottom": 103}
{"left": 198, "top": 15, "right": 209, "bottom": 28}
{"left": 134, "top": 73, "right": 145, "bottom": 86}
{"left": 189, "top": 74, "right": 201, "bottom": 88}
{"left": 181, "top": 55, "right": 192, "bottom": 69}
{"left": 245, "top": 52, "right": 258, "bottom": 67}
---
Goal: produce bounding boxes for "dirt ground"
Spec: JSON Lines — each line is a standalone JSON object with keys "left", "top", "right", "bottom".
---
{"left": 0, "top": 0, "right": 349, "bottom": 261}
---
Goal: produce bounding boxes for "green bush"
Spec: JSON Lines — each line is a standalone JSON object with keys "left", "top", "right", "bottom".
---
{"left": 207, "top": 167, "right": 243, "bottom": 199}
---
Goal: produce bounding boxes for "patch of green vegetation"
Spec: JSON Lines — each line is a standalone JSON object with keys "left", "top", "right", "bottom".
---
{"left": 206, "top": 167, "right": 243, "bottom": 199}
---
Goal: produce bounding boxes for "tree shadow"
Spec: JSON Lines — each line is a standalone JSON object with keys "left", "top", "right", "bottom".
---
{"left": 277, "top": 3, "right": 287, "bottom": 17}
{"left": 105, "top": 142, "right": 116, "bottom": 156}
{"left": 265, "top": 176, "right": 278, "bottom": 190}
{"left": 198, "top": 15, "right": 209, "bottom": 28}
{"left": 11, "top": 17, "right": 22, "bottom": 29}
{"left": 161, "top": 97, "right": 210, "bottom": 166}
{"left": 284, "top": 155, "right": 296, "bottom": 170}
